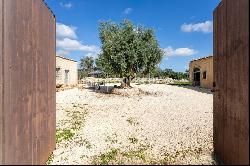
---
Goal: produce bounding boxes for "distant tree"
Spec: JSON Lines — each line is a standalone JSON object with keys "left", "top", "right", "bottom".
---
{"left": 78, "top": 69, "right": 88, "bottom": 80}
{"left": 96, "top": 20, "right": 164, "bottom": 87}
{"left": 150, "top": 67, "right": 163, "bottom": 78}
{"left": 184, "top": 69, "right": 189, "bottom": 79}
{"left": 78, "top": 56, "right": 95, "bottom": 79}
{"left": 159, "top": 68, "right": 188, "bottom": 80}
{"left": 80, "top": 56, "right": 94, "bottom": 73}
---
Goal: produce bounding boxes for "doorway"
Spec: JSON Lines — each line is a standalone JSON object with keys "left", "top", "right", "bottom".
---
{"left": 193, "top": 67, "right": 201, "bottom": 86}
{"left": 64, "top": 70, "right": 69, "bottom": 85}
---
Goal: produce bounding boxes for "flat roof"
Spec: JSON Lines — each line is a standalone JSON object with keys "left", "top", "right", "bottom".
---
{"left": 190, "top": 55, "right": 213, "bottom": 63}
{"left": 56, "top": 55, "right": 77, "bottom": 62}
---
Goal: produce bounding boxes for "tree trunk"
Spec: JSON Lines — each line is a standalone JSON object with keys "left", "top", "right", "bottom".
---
{"left": 127, "top": 76, "right": 131, "bottom": 87}
{"left": 121, "top": 76, "right": 131, "bottom": 88}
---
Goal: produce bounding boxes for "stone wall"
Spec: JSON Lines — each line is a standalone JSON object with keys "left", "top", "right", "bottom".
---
{"left": 56, "top": 56, "right": 78, "bottom": 85}
{"left": 189, "top": 56, "right": 213, "bottom": 88}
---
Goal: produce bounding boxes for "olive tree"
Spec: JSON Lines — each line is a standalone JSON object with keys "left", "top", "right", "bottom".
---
{"left": 96, "top": 20, "right": 164, "bottom": 87}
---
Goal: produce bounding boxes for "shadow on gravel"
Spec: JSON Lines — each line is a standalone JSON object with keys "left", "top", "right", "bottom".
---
{"left": 86, "top": 85, "right": 115, "bottom": 94}
{"left": 170, "top": 85, "right": 213, "bottom": 95}
{"left": 211, "top": 151, "right": 224, "bottom": 165}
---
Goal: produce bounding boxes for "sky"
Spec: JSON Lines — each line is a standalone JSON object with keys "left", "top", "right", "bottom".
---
{"left": 45, "top": 0, "right": 221, "bottom": 72}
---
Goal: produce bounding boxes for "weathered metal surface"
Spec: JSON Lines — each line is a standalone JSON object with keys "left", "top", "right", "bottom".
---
{"left": 0, "top": 0, "right": 3, "bottom": 163}
{"left": 213, "top": 0, "right": 249, "bottom": 164}
{"left": 0, "top": 0, "right": 56, "bottom": 164}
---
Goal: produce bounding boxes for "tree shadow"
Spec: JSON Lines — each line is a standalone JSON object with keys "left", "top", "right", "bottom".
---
{"left": 86, "top": 85, "right": 116, "bottom": 94}
{"left": 211, "top": 151, "right": 224, "bottom": 165}
{"left": 170, "top": 85, "right": 213, "bottom": 95}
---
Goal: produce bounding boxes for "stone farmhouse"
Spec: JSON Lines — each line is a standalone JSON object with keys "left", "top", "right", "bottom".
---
{"left": 56, "top": 55, "right": 78, "bottom": 85}
{"left": 189, "top": 55, "right": 213, "bottom": 88}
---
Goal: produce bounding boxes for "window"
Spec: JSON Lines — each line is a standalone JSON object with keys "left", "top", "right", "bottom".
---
{"left": 56, "top": 67, "right": 62, "bottom": 80}
{"left": 203, "top": 71, "right": 207, "bottom": 79}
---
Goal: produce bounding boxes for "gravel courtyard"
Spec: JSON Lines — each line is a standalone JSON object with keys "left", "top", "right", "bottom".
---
{"left": 49, "top": 84, "right": 216, "bottom": 165}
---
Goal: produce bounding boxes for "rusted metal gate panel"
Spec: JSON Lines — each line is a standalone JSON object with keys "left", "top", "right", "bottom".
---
{"left": 0, "top": 0, "right": 56, "bottom": 164}
{"left": 213, "top": 0, "right": 249, "bottom": 164}
{"left": 0, "top": 0, "right": 3, "bottom": 164}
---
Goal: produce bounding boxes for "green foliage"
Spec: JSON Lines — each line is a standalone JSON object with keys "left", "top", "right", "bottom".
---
{"left": 79, "top": 56, "right": 95, "bottom": 79}
{"left": 80, "top": 56, "right": 94, "bottom": 72}
{"left": 184, "top": 69, "right": 189, "bottom": 78}
{"left": 169, "top": 81, "right": 190, "bottom": 86}
{"left": 121, "top": 149, "right": 146, "bottom": 161}
{"left": 78, "top": 70, "right": 88, "bottom": 79}
{"left": 46, "top": 154, "right": 54, "bottom": 165}
{"left": 96, "top": 20, "right": 164, "bottom": 81}
{"left": 126, "top": 117, "right": 139, "bottom": 125}
{"left": 92, "top": 147, "right": 148, "bottom": 165}
{"left": 148, "top": 68, "right": 189, "bottom": 80}
{"left": 96, "top": 148, "right": 119, "bottom": 165}
{"left": 128, "top": 137, "right": 139, "bottom": 144}
{"left": 56, "top": 129, "right": 75, "bottom": 143}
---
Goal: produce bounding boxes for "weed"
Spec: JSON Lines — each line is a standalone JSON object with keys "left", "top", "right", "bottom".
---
{"left": 92, "top": 145, "right": 150, "bottom": 165}
{"left": 126, "top": 117, "right": 139, "bottom": 126}
{"left": 56, "top": 129, "right": 75, "bottom": 143}
{"left": 92, "top": 148, "right": 119, "bottom": 165}
{"left": 105, "top": 135, "right": 118, "bottom": 144}
{"left": 85, "top": 140, "right": 92, "bottom": 149}
{"left": 121, "top": 148, "right": 146, "bottom": 161}
{"left": 74, "top": 137, "right": 92, "bottom": 149}
{"left": 128, "top": 137, "right": 139, "bottom": 144}
{"left": 46, "top": 154, "right": 54, "bottom": 165}
{"left": 80, "top": 155, "right": 88, "bottom": 159}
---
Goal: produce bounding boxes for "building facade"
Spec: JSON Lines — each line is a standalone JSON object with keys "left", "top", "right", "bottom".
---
{"left": 56, "top": 56, "right": 78, "bottom": 85}
{"left": 189, "top": 56, "right": 213, "bottom": 88}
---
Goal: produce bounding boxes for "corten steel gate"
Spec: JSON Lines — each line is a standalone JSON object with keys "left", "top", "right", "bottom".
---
{"left": 0, "top": 0, "right": 56, "bottom": 164}
{"left": 213, "top": 0, "right": 249, "bottom": 164}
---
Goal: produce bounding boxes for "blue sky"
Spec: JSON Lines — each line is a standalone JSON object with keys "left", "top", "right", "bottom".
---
{"left": 45, "top": 0, "right": 221, "bottom": 72}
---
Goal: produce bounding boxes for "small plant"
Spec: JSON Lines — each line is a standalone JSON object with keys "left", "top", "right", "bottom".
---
{"left": 127, "top": 117, "right": 139, "bottom": 126}
{"left": 91, "top": 144, "right": 151, "bottom": 165}
{"left": 92, "top": 148, "right": 119, "bottom": 165}
{"left": 105, "top": 135, "right": 118, "bottom": 144}
{"left": 46, "top": 154, "right": 54, "bottom": 165}
{"left": 70, "top": 109, "right": 86, "bottom": 130}
{"left": 128, "top": 137, "right": 139, "bottom": 144}
{"left": 121, "top": 148, "right": 146, "bottom": 161}
{"left": 56, "top": 129, "right": 75, "bottom": 143}
{"left": 85, "top": 140, "right": 92, "bottom": 149}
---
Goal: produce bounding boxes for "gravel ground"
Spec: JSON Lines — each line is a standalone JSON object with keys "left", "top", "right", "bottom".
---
{"left": 49, "top": 84, "right": 216, "bottom": 165}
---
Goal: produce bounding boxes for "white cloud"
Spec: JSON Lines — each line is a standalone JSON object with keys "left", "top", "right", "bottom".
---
{"left": 163, "top": 46, "right": 198, "bottom": 56}
{"left": 60, "top": 2, "right": 73, "bottom": 9}
{"left": 56, "top": 23, "right": 77, "bottom": 39}
{"left": 56, "top": 49, "right": 69, "bottom": 56}
{"left": 85, "top": 52, "right": 101, "bottom": 59}
{"left": 56, "top": 22, "right": 100, "bottom": 57}
{"left": 123, "top": 8, "right": 133, "bottom": 15}
{"left": 56, "top": 38, "right": 100, "bottom": 52}
{"left": 181, "top": 20, "right": 213, "bottom": 33}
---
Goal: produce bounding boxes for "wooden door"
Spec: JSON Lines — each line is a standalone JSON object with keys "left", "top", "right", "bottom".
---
{"left": 213, "top": 0, "right": 249, "bottom": 164}
{"left": 0, "top": 0, "right": 56, "bottom": 164}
